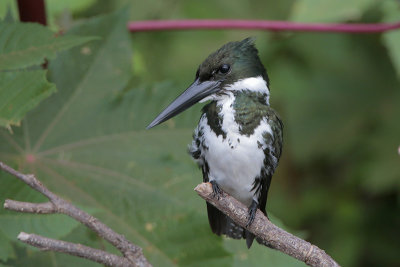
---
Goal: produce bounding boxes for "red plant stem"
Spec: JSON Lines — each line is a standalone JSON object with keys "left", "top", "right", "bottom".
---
{"left": 128, "top": 19, "right": 400, "bottom": 33}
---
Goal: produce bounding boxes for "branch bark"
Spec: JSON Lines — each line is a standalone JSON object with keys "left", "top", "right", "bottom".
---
{"left": 4, "top": 200, "right": 56, "bottom": 214}
{"left": 18, "top": 232, "right": 133, "bottom": 266}
{"left": 195, "top": 182, "right": 340, "bottom": 267}
{"left": 0, "top": 161, "right": 151, "bottom": 267}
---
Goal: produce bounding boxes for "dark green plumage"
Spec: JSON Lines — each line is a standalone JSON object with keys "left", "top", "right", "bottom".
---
{"left": 235, "top": 91, "right": 283, "bottom": 160}
{"left": 196, "top": 38, "right": 269, "bottom": 88}
{"left": 201, "top": 90, "right": 283, "bottom": 144}
{"left": 264, "top": 112, "right": 284, "bottom": 161}
{"left": 233, "top": 90, "right": 268, "bottom": 136}
{"left": 201, "top": 101, "right": 226, "bottom": 139}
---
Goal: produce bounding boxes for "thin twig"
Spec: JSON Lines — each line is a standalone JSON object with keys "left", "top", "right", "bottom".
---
{"left": 4, "top": 200, "right": 56, "bottom": 214}
{"left": 128, "top": 19, "right": 400, "bottom": 33}
{"left": 18, "top": 232, "right": 133, "bottom": 267}
{"left": 194, "top": 182, "right": 340, "bottom": 267}
{"left": 0, "top": 161, "right": 151, "bottom": 267}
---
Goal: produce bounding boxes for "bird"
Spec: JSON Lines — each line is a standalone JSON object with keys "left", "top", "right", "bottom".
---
{"left": 147, "top": 37, "right": 283, "bottom": 248}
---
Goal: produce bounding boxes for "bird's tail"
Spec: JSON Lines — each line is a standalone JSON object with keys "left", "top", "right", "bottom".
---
{"left": 206, "top": 203, "right": 255, "bottom": 248}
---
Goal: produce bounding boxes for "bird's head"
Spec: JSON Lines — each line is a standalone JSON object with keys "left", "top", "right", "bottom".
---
{"left": 147, "top": 37, "right": 268, "bottom": 129}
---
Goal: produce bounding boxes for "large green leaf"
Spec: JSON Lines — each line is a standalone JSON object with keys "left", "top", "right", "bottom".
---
{"left": 0, "top": 21, "right": 96, "bottom": 71}
{"left": 0, "top": 213, "right": 81, "bottom": 243}
{"left": 0, "top": 70, "right": 56, "bottom": 128}
{"left": 0, "top": 230, "right": 13, "bottom": 261}
{"left": 0, "top": 9, "right": 303, "bottom": 266}
{"left": 0, "top": 17, "right": 96, "bottom": 129}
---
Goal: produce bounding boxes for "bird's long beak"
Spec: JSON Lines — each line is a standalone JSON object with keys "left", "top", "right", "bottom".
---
{"left": 147, "top": 79, "right": 220, "bottom": 129}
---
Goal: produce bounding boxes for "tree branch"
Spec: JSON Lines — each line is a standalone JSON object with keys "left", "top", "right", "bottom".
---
{"left": 18, "top": 232, "right": 133, "bottom": 267}
{"left": 4, "top": 200, "right": 56, "bottom": 214}
{"left": 0, "top": 161, "right": 151, "bottom": 267}
{"left": 194, "top": 182, "right": 340, "bottom": 267}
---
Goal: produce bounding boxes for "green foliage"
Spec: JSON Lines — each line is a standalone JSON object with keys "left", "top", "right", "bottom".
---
{"left": 0, "top": 214, "right": 80, "bottom": 241}
{"left": 0, "top": 230, "right": 13, "bottom": 261}
{"left": 0, "top": 19, "right": 95, "bottom": 129}
{"left": 382, "top": 0, "right": 400, "bottom": 78}
{"left": 0, "top": 71, "right": 56, "bottom": 128}
{"left": 46, "top": 0, "right": 97, "bottom": 15}
{"left": 0, "top": 22, "right": 95, "bottom": 71}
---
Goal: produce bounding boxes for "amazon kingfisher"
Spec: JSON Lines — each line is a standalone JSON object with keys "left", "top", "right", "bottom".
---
{"left": 147, "top": 38, "right": 283, "bottom": 248}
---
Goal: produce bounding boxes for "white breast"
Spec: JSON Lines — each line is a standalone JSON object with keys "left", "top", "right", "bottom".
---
{"left": 199, "top": 92, "right": 273, "bottom": 206}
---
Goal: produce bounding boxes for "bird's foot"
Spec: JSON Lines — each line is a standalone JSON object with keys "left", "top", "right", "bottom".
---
{"left": 210, "top": 180, "right": 223, "bottom": 199}
{"left": 246, "top": 200, "right": 258, "bottom": 227}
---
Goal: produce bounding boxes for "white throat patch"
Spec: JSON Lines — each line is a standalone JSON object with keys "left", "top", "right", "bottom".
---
{"left": 226, "top": 76, "right": 268, "bottom": 92}
{"left": 200, "top": 76, "right": 270, "bottom": 104}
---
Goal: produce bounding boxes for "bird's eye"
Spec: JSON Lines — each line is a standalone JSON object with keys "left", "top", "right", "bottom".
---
{"left": 219, "top": 64, "right": 230, "bottom": 74}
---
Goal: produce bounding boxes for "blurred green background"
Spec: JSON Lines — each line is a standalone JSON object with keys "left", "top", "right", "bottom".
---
{"left": 0, "top": 0, "right": 399, "bottom": 266}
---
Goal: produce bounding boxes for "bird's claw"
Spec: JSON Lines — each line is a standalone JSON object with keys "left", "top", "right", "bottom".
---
{"left": 210, "top": 180, "right": 223, "bottom": 199}
{"left": 246, "top": 200, "right": 258, "bottom": 227}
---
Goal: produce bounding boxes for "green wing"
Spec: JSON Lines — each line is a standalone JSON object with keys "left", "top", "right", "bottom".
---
{"left": 265, "top": 107, "right": 284, "bottom": 161}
